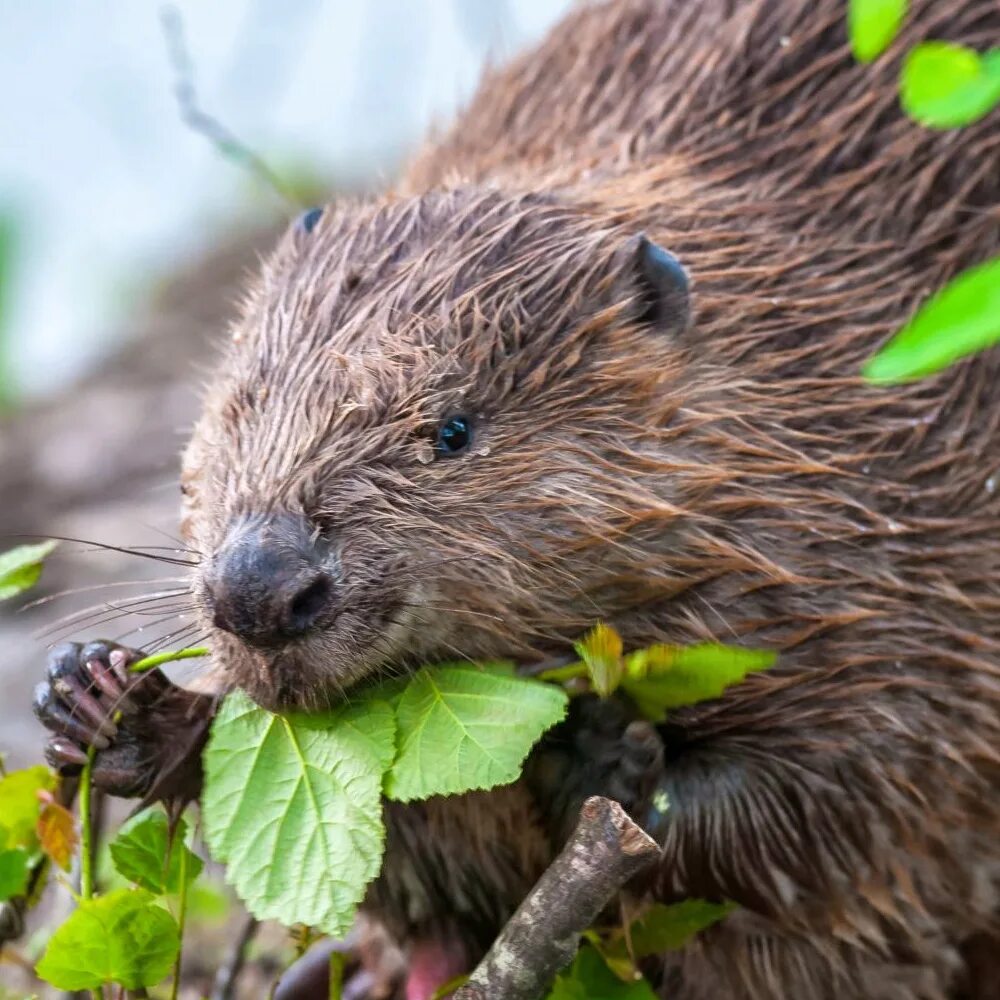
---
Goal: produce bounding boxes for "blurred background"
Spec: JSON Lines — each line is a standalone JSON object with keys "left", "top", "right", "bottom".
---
{"left": 0, "top": 0, "right": 572, "bottom": 768}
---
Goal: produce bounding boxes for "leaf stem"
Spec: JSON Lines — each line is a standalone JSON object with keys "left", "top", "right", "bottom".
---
{"left": 328, "top": 950, "right": 346, "bottom": 1000}
{"left": 78, "top": 746, "right": 101, "bottom": 1000}
{"left": 169, "top": 821, "right": 189, "bottom": 1000}
{"left": 536, "top": 661, "right": 587, "bottom": 684}
{"left": 130, "top": 647, "right": 210, "bottom": 673}
{"left": 79, "top": 748, "right": 96, "bottom": 901}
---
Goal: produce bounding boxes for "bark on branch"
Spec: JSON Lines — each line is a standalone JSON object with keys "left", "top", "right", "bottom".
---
{"left": 453, "top": 795, "right": 659, "bottom": 1000}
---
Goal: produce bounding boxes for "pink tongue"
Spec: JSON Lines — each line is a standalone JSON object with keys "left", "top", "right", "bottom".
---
{"left": 405, "top": 939, "right": 468, "bottom": 1000}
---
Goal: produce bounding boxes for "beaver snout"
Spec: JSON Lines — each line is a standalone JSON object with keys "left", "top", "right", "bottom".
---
{"left": 203, "top": 513, "right": 337, "bottom": 649}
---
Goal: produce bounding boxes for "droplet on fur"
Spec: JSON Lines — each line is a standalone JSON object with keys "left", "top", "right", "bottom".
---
{"left": 232, "top": 330, "right": 243, "bottom": 344}
{"left": 779, "top": 35, "right": 791, "bottom": 48}
{"left": 886, "top": 520, "right": 904, "bottom": 534}
{"left": 986, "top": 475, "right": 997, "bottom": 495}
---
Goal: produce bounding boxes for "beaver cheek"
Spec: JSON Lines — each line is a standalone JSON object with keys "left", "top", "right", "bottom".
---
{"left": 405, "top": 938, "right": 468, "bottom": 1000}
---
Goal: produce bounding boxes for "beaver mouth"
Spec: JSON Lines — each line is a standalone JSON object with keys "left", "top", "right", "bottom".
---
{"left": 220, "top": 596, "right": 417, "bottom": 712}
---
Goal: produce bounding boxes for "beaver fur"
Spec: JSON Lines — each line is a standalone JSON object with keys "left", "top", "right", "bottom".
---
{"left": 38, "top": 0, "right": 1000, "bottom": 997}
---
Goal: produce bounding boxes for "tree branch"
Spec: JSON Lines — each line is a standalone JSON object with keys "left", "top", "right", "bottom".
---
{"left": 453, "top": 796, "right": 659, "bottom": 1000}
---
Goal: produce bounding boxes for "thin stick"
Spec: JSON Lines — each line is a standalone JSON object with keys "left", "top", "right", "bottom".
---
{"left": 159, "top": 5, "right": 298, "bottom": 208}
{"left": 210, "top": 913, "right": 260, "bottom": 1000}
{"left": 535, "top": 661, "right": 587, "bottom": 684}
{"left": 453, "top": 796, "right": 659, "bottom": 1000}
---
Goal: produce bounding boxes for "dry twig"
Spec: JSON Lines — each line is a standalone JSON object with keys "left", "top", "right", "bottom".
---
{"left": 453, "top": 796, "right": 659, "bottom": 1000}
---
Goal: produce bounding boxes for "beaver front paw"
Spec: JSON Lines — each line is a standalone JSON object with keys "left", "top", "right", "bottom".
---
{"left": 33, "top": 639, "right": 211, "bottom": 801}
{"left": 572, "top": 700, "right": 665, "bottom": 820}
{"left": 527, "top": 695, "right": 666, "bottom": 846}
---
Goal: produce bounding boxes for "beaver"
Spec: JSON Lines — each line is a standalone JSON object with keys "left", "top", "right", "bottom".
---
{"left": 33, "top": 0, "right": 1000, "bottom": 997}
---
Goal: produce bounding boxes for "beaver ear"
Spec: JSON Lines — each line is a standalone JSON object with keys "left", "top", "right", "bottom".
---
{"left": 620, "top": 234, "right": 691, "bottom": 336}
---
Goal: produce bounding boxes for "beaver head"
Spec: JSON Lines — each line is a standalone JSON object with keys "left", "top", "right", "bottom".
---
{"left": 180, "top": 188, "right": 696, "bottom": 710}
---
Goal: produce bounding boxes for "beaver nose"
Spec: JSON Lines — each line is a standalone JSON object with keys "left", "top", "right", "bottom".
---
{"left": 206, "top": 514, "right": 336, "bottom": 647}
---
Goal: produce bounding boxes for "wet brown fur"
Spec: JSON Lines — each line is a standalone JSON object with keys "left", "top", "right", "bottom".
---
{"left": 180, "top": 0, "right": 1000, "bottom": 996}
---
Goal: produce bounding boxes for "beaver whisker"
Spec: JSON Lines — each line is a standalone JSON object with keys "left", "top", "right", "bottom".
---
{"left": 3, "top": 533, "right": 201, "bottom": 567}
{"left": 19, "top": 577, "right": 191, "bottom": 613}
{"left": 37, "top": 590, "right": 195, "bottom": 643}
{"left": 131, "top": 620, "right": 208, "bottom": 657}
{"left": 389, "top": 607, "right": 487, "bottom": 666}
{"left": 41, "top": 602, "right": 201, "bottom": 645}
{"left": 111, "top": 611, "right": 200, "bottom": 647}
{"left": 395, "top": 600, "right": 505, "bottom": 623}
{"left": 128, "top": 602, "right": 200, "bottom": 620}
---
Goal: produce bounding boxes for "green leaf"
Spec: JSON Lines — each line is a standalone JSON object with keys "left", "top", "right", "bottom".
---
{"left": 848, "top": 0, "right": 907, "bottom": 63}
{"left": 110, "top": 807, "right": 202, "bottom": 895}
{"left": 546, "top": 945, "right": 657, "bottom": 1000}
{"left": 35, "top": 888, "right": 179, "bottom": 990}
{"left": 575, "top": 623, "right": 624, "bottom": 697}
{"left": 864, "top": 256, "right": 1000, "bottom": 383}
{"left": 201, "top": 690, "right": 395, "bottom": 936}
{"left": 384, "top": 666, "right": 568, "bottom": 802}
{"left": 0, "top": 541, "right": 58, "bottom": 601}
{"left": 622, "top": 644, "right": 776, "bottom": 721}
{"left": 606, "top": 901, "right": 736, "bottom": 962}
{"left": 0, "top": 846, "right": 31, "bottom": 901}
{"left": 900, "top": 43, "right": 1000, "bottom": 128}
{"left": 0, "top": 765, "right": 55, "bottom": 846}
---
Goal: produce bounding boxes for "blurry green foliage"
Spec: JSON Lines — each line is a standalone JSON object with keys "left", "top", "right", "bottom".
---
{"left": 901, "top": 43, "right": 1000, "bottom": 128}
{"left": 848, "top": 3, "right": 1000, "bottom": 381}
{"left": 545, "top": 945, "right": 657, "bottom": 1000}
{"left": 848, "top": 0, "right": 907, "bottom": 63}
{"left": 0, "top": 542, "right": 59, "bottom": 602}
{"left": 864, "top": 256, "right": 1000, "bottom": 383}
{"left": 847, "top": 0, "right": 1000, "bottom": 127}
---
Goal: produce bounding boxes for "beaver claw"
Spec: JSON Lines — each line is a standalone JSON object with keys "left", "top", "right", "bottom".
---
{"left": 34, "top": 640, "right": 211, "bottom": 801}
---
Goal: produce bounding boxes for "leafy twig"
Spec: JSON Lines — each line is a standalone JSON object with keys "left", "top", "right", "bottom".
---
{"left": 453, "top": 796, "right": 659, "bottom": 1000}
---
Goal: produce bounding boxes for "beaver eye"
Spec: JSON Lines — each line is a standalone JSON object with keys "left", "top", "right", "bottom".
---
{"left": 435, "top": 416, "right": 473, "bottom": 456}
{"left": 297, "top": 207, "right": 323, "bottom": 234}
